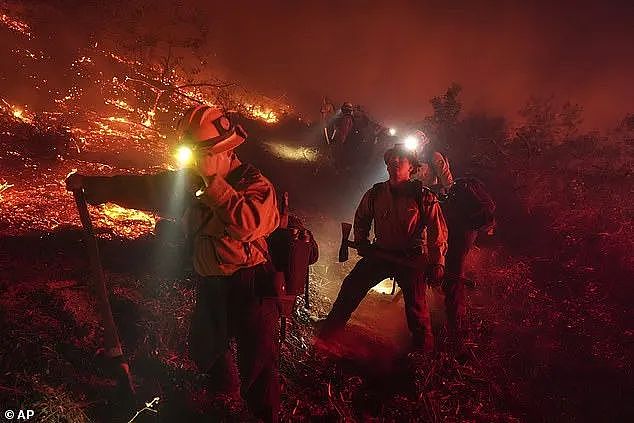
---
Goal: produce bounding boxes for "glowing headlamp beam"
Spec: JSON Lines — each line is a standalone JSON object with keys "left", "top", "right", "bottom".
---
{"left": 388, "top": 128, "right": 397, "bottom": 136}
{"left": 403, "top": 135, "right": 418, "bottom": 151}
{"left": 175, "top": 145, "right": 194, "bottom": 166}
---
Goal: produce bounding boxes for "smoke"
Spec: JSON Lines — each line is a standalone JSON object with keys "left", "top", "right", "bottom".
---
{"left": 198, "top": 0, "right": 634, "bottom": 129}
{"left": 5, "top": 0, "right": 634, "bottom": 129}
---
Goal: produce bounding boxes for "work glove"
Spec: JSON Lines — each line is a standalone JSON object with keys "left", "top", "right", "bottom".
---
{"left": 65, "top": 173, "right": 106, "bottom": 205}
{"left": 427, "top": 264, "right": 445, "bottom": 287}
{"left": 65, "top": 173, "right": 85, "bottom": 191}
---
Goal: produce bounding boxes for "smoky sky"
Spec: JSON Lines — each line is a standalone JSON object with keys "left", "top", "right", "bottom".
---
{"left": 12, "top": 0, "right": 634, "bottom": 128}
{"left": 202, "top": 0, "right": 634, "bottom": 128}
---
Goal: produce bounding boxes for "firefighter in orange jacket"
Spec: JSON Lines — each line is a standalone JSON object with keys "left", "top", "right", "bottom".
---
{"left": 66, "top": 106, "right": 281, "bottom": 422}
{"left": 319, "top": 144, "right": 448, "bottom": 352}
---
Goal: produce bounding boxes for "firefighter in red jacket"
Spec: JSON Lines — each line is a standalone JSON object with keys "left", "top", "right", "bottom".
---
{"left": 66, "top": 106, "right": 281, "bottom": 422}
{"left": 318, "top": 144, "right": 448, "bottom": 352}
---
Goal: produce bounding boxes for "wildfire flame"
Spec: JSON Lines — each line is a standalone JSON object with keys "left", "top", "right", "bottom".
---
{"left": 106, "top": 99, "right": 135, "bottom": 112}
{"left": 9, "top": 105, "right": 34, "bottom": 124}
{"left": 0, "top": 180, "right": 13, "bottom": 201}
{"left": 100, "top": 203, "right": 156, "bottom": 224}
{"left": 243, "top": 104, "right": 278, "bottom": 123}
{"left": 106, "top": 116, "right": 130, "bottom": 124}
{"left": 97, "top": 203, "right": 157, "bottom": 238}
{"left": 0, "top": 11, "right": 291, "bottom": 242}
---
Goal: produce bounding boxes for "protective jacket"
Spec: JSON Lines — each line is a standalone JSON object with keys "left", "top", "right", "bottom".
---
{"left": 82, "top": 161, "right": 280, "bottom": 276}
{"left": 353, "top": 180, "right": 448, "bottom": 266}
{"left": 331, "top": 113, "right": 354, "bottom": 145}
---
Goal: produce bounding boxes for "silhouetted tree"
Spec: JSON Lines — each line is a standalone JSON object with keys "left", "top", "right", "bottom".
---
{"left": 420, "top": 83, "right": 463, "bottom": 151}
{"left": 515, "top": 96, "right": 583, "bottom": 157}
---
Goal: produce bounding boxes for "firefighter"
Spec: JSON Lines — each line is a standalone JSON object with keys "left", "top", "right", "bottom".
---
{"left": 320, "top": 96, "right": 335, "bottom": 123}
{"left": 412, "top": 130, "right": 453, "bottom": 193}
{"left": 318, "top": 144, "right": 448, "bottom": 352}
{"left": 442, "top": 202, "right": 477, "bottom": 351}
{"left": 329, "top": 102, "right": 355, "bottom": 172}
{"left": 66, "top": 105, "right": 282, "bottom": 422}
{"left": 441, "top": 177, "right": 495, "bottom": 352}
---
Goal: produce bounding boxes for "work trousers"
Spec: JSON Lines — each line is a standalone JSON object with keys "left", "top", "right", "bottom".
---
{"left": 320, "top": 257, "right": 433, "bottom": 351}
{"left": 443, "top": 227, "right": 478, "bottom": 336}
{"left": 188, "top": 264, "right": 280, "bottom": 423}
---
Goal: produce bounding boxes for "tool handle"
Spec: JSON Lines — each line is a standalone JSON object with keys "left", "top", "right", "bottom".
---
{"left": 338, "top": 222, "right": 353, "bottom": 262}
{"left": 279, "top": 192, "right": 289, "bottom": 229}
{"left": 72, "top": 190, "right": 135, "bottom": 396}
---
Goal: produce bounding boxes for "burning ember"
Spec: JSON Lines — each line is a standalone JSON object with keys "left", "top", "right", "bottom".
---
{"left": 0, "top": 165, "right": 158, "bottom": 239}
{"left": 1, "top": 99, "right": 35, "bottom": 124}
{"left": 1, "top": 13, "right": 31, "bottom": 38}
{"left": 243, "top": 104, "right": 279, "bottom": 123}
{"left": 0, "top": 180, "right": 13, "bottom": 200}
{"left": 97, "top": 203, "right": 157, "bottom": 238}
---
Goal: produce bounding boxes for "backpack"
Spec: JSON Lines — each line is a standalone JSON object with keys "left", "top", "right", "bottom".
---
{"left": 445, "top": 177, "right": 496, "bottom": 231}
{"left": 258, "top": 191, "right": 319, "bottom": 321}
{"left": 173, "top": 165, "right": 319, "bottom": 300}
{"left": 221, "top": 165, "right": 318, "bottom": 304}
{"left": 267, "top": 214, "right": 319, "bottom": 297}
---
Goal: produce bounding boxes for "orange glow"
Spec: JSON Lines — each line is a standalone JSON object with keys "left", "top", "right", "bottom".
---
{"left": 106, "top": 116, "right": 129, "bottom": 124}
{"left": 8, "top": 105, "right": 34, "bottom": 124}
{"left": 97, "top": 203, "right": 157, "bottom": 238}
{"left": 100, "top": 203, "right": 155, "bottom": 224}
{"left": 0, "top": 180, "right": 13, "bottom": 201}
{"left": 106, "top": 99, "right": 135, "bottom": 112}
{"left": 1, "top": 13, "right": 31, "bottom": 37}
{"left": 243, "top": 104, "right": 279, "bottom": 123}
